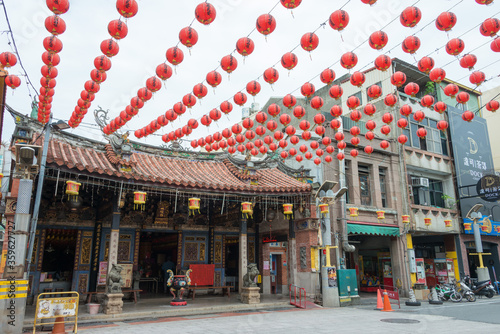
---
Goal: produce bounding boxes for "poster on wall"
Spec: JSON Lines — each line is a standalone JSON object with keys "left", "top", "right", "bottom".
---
{"left": 120, "top": 263, "right": 133, "bottom": 288}
{"left": 97, "top": 261, "right": 108, "bottom": 286}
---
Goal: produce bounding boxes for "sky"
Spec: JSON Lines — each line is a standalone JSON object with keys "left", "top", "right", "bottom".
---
{"left": 1, "top": 0, "right": 500, "bottom": 148}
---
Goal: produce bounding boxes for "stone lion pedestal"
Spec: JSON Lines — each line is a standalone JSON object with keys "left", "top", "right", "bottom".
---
{"left": 241, "top": 287, "right": 261, "bottom": 304}
{"left": 102, "top": 293, "right": 124, "bottom": 314}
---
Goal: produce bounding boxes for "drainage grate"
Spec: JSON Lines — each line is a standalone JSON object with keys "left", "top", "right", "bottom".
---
{"left": 380, "top": 318, "right": 420, "bottom": 324}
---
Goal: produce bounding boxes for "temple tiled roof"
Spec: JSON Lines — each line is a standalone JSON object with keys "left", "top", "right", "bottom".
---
{"left": 45, "top": 138, "right": 311, "bottom": 194}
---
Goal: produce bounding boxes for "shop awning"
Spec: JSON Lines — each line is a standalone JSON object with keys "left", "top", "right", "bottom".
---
{"left": 347, "top": 223, "right": 400, "bottom": 236}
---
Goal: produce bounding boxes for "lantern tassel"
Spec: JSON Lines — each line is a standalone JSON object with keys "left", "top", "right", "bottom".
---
{"left": 309, "top": 53, "right": 312, "bottom": 61}
{"left": 291, "top": 10, "right": 294, "bottom": 19}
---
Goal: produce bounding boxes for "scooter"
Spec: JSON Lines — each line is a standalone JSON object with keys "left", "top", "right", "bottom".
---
{"left": 464, "top": 275, "right": 496, "bottom": 298}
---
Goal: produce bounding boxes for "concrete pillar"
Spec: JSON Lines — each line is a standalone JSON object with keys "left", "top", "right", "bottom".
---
{"left": 287, "top": 219, "right": 297, "bottom": 288}
{"left": 261, "top": 243, "right": 271, "bottom": 294}
{"left": 238, "top": 218, "right": 248, "bottom": 293}
{"left": 351, "top": 161, "right": 361, "bottom": 206}
{"left": 107, "top": 198, "right": 121, "bottom": 275}
{"left": 372, "top": 165, "right": 382, "bottom": 208}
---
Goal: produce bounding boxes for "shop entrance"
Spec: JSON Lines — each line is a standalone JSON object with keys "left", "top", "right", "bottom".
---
{"left": 225, "top": 238, "right": 239, "bottom": 292}
{"left": 466, "top": 241, "right": 500, "bottom": 281}
{"left": 139, "top": 231, "right": 178, "bottom": 294}
{"left": 270, "top": 253, "right": 283, "bottom": 294}
{"left": 40, "top": 229, "right": 78, "bottom": 293}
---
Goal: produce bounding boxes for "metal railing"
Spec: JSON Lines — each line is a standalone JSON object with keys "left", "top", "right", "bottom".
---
{"left": 289, "top": 284, "right": 306, "bottom": 309}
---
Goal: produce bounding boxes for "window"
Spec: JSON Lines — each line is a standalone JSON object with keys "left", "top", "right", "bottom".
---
{"left": 341, "top": 116, "right": 368, "bottom": 135}
{"left": 379, "top": 168, "right": 388, "bottom": 207}
{"left": 359, "top": 165, "right": 371, "bottom": 206}
{"left": 406, "top": 115, "right": 448, "bottom": 156}
{"left": 411, "top": 177, "right": 445, "bottom": 208}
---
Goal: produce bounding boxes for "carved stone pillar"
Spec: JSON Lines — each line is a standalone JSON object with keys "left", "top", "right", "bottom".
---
{"left": 238, "top": 218, "right": 248, "bottom": 293}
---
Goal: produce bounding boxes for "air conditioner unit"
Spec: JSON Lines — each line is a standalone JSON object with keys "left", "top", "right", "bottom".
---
{"left": 411, "top": 177, "right": 429, "bottom": 188}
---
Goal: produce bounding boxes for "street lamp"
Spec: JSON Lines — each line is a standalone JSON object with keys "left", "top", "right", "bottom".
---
{"left": 466, "top": 204, "right": 491, "bottom": 282}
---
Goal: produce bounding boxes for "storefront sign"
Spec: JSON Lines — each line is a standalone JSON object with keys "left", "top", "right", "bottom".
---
{"left": 36, "top": 297, "right": 77, "bottom": 319}
{"left": 476, "top": 174, "right": 500, "bottom": 202}
{"left": 463, "top": 215, "right": 500, "bottom": 237}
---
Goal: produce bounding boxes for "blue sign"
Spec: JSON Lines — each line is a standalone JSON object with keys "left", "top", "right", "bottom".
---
{"left": 463, "top": 215, "right": 500, "bottom": 237}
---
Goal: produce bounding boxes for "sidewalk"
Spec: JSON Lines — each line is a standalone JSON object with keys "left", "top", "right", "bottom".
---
{"left": 25, "top": 293, "right": 294, "bottom": 330}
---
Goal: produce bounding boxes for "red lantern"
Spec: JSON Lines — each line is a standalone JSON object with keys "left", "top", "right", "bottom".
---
{"left": 436, "top": 12, "right": 457, "bottom": 32}
{"left": 459, "top": 54, "right": 477, "bottom": 70}
{"left": 242, "top": 118, "right": 254, "bottom": 129}
{"left": 398, "top": 134, "right": 408, "bottom": 145}
{"left": 300, "top": 82, "right": 315, "bottom": 98}
{"left": 320, "top": 68, "right": 335, "bottom": 85}
{"left": 397, "top": 118, "right": 408, "bottom": 129}
{"left": 416, "top": 127, "right": 427, "bottom": 138}
{"left": 350, "top": 71, "right": 366, "bottom": 87}
{"left": 444, "top": 84, "right": 459, "bottom": 97}
{"left": 100, "top": 39, "right": 119, "bottom": 57}
{"left": 40, "top": 78, "right": 56, "bottom": 89}
{"left": 285, "top": 125, "right": 296, "bottom": 136}
{"left": 361, "top": 0, "right": 377, "bottom": 5}
{"left": 310, "top": 97, "right": 324, "bottom": 111}
{"left": 85, "top": 80, "right": 100, "bottom": 93}
{"left": 323, "top": 137, "right": 332, "bottom": 146}
{"left": 374, "top": 54, "right": 391, "bottom": 71}
{"left": 173, "top": 102, "right": 187, "bottom": 115}
{"left": 94, "top": 55, "right": 111, "bottom": 71}
{"left": 279, "top": 114, "right": 292, "bottom": 126}
{"left": 337, "top": 141, "right": 347, "bottom": 150}
{"left": 350, "top": 137, "right": 360, "bottom": 146}
{"left": 413, "top": 110, "right": 426, "bottom": 122}
{"left": 255, "top": 112, "right": 268, "bottom": 124}
{"left": 279, "top": 139, "right": 288, "bottom": 149}
{"left": 221, "top": 55, "right": 238, "bottom": 73}
{"left": 245, "top": 131, "right": 256, "bottom": 141}
{"left": 400, "top": 6, "right": 422, "bottom": 27}
{"left": 337, "top": 152, "right": 345, "bottom": 161}
{"left": 280, "top": 0, "right": 302, "bottom": 9}
{"left": 418, "top": 56, "right": 435, "bottom": 74}
{"left": 456, "top": 92, "right": 470, "bottom": 104}
{"left": 222, "top": 128, "right": 232, "bottom": 138}
{"left": 228, "top": 146, "right": 237, "bottom": 154}
{"left": 268, "top": 103, "right": 281, "bottom": 117}
{"left": 283, "top": 94, "right": 296, "bottom": 109}
{"left": 264, "top": 135, "right": 273, "bottom": 145}
{"left": 369, "top": 31, "right": 388, "bottom": 50}
{"left": 350, "top": 125, "right": 361, "bottom": 137}
{"left": 434, "top": 101, "right": 447, "bottom": 114}
{"left": 47, "top": 0, "right": 70, "bottom": 14}
{"left": 469, "top": 71, "right": 485, "bottom": 86}
{"left": 382, "top": 112, "right": 394, "bottom": 124}
{"left": 5, "top": 75, "right": 21, "bottom": 89}
{"left": 220, "top": 101, "right": 233, "bottom": 114}
{"left": 402, "top": 36, "right": 421, "bottom": 54}
{"left": 420, "top": 95, "right": 435, "bottom": 108}
{"left": 367, "top": 85, "right": 382, "bottom": 99}
{"left": 330, "top": 105, "right": 343, "bottom": 118}
{"left": 256, "top": 14, "right": 276, "bottom": 36}
{"left": 445, "top": 38, "right": 465, "bottom": 56}
{"left": 384, "top": 94, "right": 398, "bottom": 107}
{"left": 330, "top": 119, "right": 341, "bottom": 130}
{"left": 390, "top": 71, "right": 407, "bottom": 87}
{"left": 166, "top": 47, "right": 184, "bottom": 66}
{"left": 156, "top": 63, "right": 172, "bottom": 80}
{"left": 108, "top": 20, "right": 128, "bottom": 40}
{"left": 209, "top": 108, "right": 222, "bottom": 121}
{"left": 380, "top": 140, "right": 390, "bottom": 150}
{"left": 260, "top": 146, "right": 268, "bottom": 154}
{"left": 45, "top": 15, "right": 66, "bottom": 35}
{"left": 364, "top": 146, "right": 374, "bottom": 154}
{"left": 462, "top": 111, "right": 475, "bottom": 122}
{"left": 116, "top": 0, "right": 138, "bottom": 18}
{"left": 301, "top": 32, "right": 319, "bottom": 52}
{"left": 340, "top": 52, "right": 358, "bottom": 69}
{"left": 234, "top": 92, "right": 248, "bottom": 106}
{"left": 183, "top": 94, "right": 197, "bottom": 108}
{"left": 346, "top": 96, "right": 360, "bottom": 109}
{"left": 334, "top": 132, "right": 345, "bottom": 142}
{"left": 165, "top": 109, "right": 177, "bottom": 121}
{"left": 80, "top": 90, "right": 94, "bottom": 102}
{"left": 0, "top": 52, "right": 17, "bottom": 68}
{"left": 299, "top": 144, "right": 308, "bottom": 153}
{"left": 195, "top": 2, "right": 216, "bottom": 25}
{"left": 43, "top": 36, "right": 63, "bottom": 53}
{"left": 486, "top": 100, "right": 499, "bottom": 112}
{"left": 179, "top": 26, "right": 198, "bottom": 48}
{"left": 310, "top": 141, "right": 319, "bottom": 150}
{"left": 263, "top": 68, "right": 279, "bottom": 84}
{"left": 366, "top": 120, "right": 376, "bottom": 131}
{"left": 289, "top": 148, "right": 297, "bottom": 156}
{"left": 289, "top": 136, "right": 299, "bottom": 145}
{"left": 437, "top": 120, "right": 449, "bottom": 131}
{"left": 193, "top": 83, "right": 208, "bottom": 99}
{"left": 480, "top": 18, "right": 500, "bottom": 37}
{"left": 235, "top": 134, "right": 245, "bottom": 143}
{"left": 232, "top": 124, "right": 243, "bottom": 134}
{"left": 363, "top": 104, "right": 377, "bottom": 116}
{"left": 42, "top": 52, "right": 60, "bottom": 67}
{"left": 404, "top": 82, "right": 420, "bottom": 97}
{"left": 429, "top": 68, "right": 446, "bottom": 83}
{"left": 42, "top": 65, "right": 59, "bottom": 79}
{"left": 246, "top": 80, "right": 261, "bottom": 96}
{"left": 236, "top": 37, "right": 255, "bottom": 57}
{"left": 380, "top": 125, "right": 391, "bottom": 136}
{"left": 146, "top": 76, "right": 162, "bottom": 92}
{"left": 329, "top": 10, "right": 349, "bottom": 31}
{"left": 187, "top": 118, "right": 198, "bottom": 129}
{"left": 329, "top": 85, "right": 343, "bottom": 100}
{"left": 313, "top": 113, "right": 326, "bottom": 125}
{"left": 281, "top": 52, "right": 298, "bottom": 70}
{"left": 200, "top": 115, "right": 212, "bottom": 127}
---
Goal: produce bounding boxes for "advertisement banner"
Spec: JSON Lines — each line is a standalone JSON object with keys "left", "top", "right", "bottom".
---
{"left": 36, "top": 297, "right": 77, "bottom": 319}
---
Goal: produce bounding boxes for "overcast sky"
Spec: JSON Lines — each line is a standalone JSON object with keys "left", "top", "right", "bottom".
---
{"left": 1, "top": 0, "right": 499, "bottom": 147}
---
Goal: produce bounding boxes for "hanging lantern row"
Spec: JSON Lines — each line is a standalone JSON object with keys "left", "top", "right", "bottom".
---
{"left": 188, "top": 197, "right": 201, "bottom": 216}
{"left": 0, "top": 52, "right": 21, "bottom": 91}
{"left": 241, "top": 202, "right": 253, "bottom": 219}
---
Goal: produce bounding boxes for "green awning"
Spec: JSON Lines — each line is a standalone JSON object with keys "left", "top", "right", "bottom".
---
{"left": 347, "top": 223, "right": 400, "bottom": 236}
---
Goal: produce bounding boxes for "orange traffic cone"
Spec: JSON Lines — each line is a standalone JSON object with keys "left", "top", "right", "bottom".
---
{"left": 375, "top": 289, "right": 383, "bottom": 310}
{"left": 381, "top": 289, "right": 393, "bottom": 312}
{"left": 51, "top": 316, "right": 66, "bottom": 334}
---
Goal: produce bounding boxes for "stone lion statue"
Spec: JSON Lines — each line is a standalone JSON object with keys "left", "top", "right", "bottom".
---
{"left": 107, "top": 264, "right": 124, "bottom": 294}
{"left": 243, "top": 263, "right": 260, "bottom": 287}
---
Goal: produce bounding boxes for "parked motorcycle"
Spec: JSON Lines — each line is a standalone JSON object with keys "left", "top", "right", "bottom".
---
{"left": 463, "top": 275, "right": 495, "bottom": 298}
{"left": 455, "top": 279, "right": 476, "bottom": 302}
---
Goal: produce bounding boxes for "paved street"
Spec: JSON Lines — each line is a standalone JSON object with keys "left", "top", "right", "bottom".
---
{"left": 77, "top": 298, "right": 500, "bottom": 334}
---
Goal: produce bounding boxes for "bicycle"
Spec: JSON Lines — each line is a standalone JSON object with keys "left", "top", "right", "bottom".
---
{"left": 428, "top": 283, "right": 462, "bottom": 302}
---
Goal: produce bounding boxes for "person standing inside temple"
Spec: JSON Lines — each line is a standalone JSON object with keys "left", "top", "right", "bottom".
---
{"left": 161, "top": 256, "right": 176, "bottom": 293}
